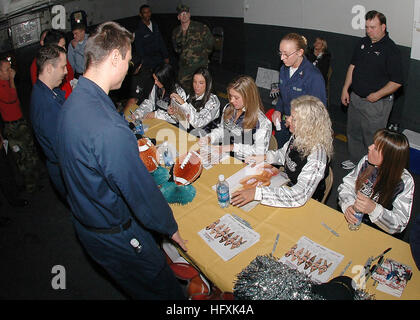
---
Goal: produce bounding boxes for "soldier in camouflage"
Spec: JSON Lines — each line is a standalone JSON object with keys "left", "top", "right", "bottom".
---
{"left": 0, "top": 58, "right": 43, "bottom": 193}
{"left": 172, "top": 4, "right": 214, "bottom": 94}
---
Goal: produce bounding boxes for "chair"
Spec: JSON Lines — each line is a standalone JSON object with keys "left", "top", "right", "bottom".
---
{"left": 268, "top": 134, "right": 278, "bottom": 151}
{"left": 211, "top": 27, "right": 224, "bottom": 64}
{"left": 321, "top": 166, "right": 333, "bottom": 204}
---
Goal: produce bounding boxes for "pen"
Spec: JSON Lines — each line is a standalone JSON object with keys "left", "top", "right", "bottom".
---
{"left": 373, "top": 247, "right": 392, "bottom": 261}
{"left": 271, "top": 233, "right": 280, "bottom": 256}
{"left": 321, "top": 222, "right": 339, "bottom": 237}
{"left": 339, "top": 260, "right": 352, "bottom": 276}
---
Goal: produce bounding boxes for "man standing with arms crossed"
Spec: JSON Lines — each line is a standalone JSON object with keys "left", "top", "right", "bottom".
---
{"left": 341, "top": 10, "right": 403, "bottom": 169}
{"left": 56, "top": 21, "right": 187, "bottom": 299}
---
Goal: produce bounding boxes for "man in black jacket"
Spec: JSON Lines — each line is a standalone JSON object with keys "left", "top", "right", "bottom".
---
{"left": 125, "top": 5, "right": 168, "bottom": 108}
{"left": 133, "top": 4, "right": 169, "bottom": 71}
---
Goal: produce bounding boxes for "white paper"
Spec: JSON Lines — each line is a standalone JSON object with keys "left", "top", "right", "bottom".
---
{"left": 212, "top": 163, "right": 289, "bottom": 212}
{"left": 279, "top": 236, "right": 344, "bottom": 284}
{"left": 255, "top": 67, "right": 280, "bottom": 90}
{"left": 371, "top": 258, "right": 412, "bottom": 298}
{"left": 198, "top": 214, "right": 260, "bottom": 262}
{"left": 411, "top": 0, "right": 420, "bottom": 60}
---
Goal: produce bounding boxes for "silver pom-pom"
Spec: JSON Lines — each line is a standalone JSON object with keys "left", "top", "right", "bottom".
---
{"left": 233, "top": 255, "right": 375, "bottom": 300}
{"left": 234, "top": 255, "right": 324, "bottom": 300}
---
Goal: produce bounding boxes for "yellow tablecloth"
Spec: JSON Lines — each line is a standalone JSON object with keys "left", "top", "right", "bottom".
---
{"left": 143, "top": 119, "right": 420, "bottom": 300}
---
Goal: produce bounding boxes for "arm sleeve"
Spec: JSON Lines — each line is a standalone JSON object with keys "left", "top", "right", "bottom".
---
{"left": 180, "top": 94, "right": 220, "bottom": 128}
{"left": 274, "top": 72, "right": 284, "bottom": 113}
{"left": 67, "top": 44, "right": 76, "bottom": 71}
{"left": 308, "top": 71, "right": 327, "bottom": 106}
{"left": 368, "top": 171, "right": 414, "bottom": 234}
{"left": 66, "top": 60, "right": 75, "bottom": 81}
{"left": 256, "top": 146, "right": 327, "bottom": 207}
{"left": 133, "top": 87, "right": 156, "bottom": 119}
{"left": 30, "top": 59, "right": 37, "bottom": 85}
{"left": 98, "top": 124, "right": 178, "bottom": 236}
{"left": 337, "top": 156, "right": 367, "bottom": 213}
{"left": 386, "top": 45, "right": 404, "bottom": 85}
{"left": 155, "top": 109, "right": 177, "bottom": 124}
{"left": 265, "top": 138, "right": 290, "bottom": 164}
{"left": 172, "top": 28, "right": 182, "bottom": 54}
{"left": 203, "top": 25, "right": 215, "bottom": 55}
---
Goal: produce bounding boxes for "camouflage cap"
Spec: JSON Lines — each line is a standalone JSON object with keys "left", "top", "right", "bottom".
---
{"left": 176, "top": 4, "right": 190, "bottom": 14}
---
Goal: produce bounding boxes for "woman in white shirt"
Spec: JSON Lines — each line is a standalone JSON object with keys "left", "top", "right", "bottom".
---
{"left": 199, "top": 75, "right": 271, "bottom": 160}
{"left": 169, "top": 67, "right": 220, "bottom": 134}
{"left": 230, "top": 95, "right": 333, "bottom": 208}
{"left": 131, "top": 63, "right": 186, "bottom": 124}
{"left": 338, "top": 129, "right": 414, "bottom": 236}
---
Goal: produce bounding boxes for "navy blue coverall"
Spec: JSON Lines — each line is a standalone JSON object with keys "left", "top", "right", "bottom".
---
{"left": 56, "top": 76, "right": 185, "bottom": 299}
{"left": 30, "top": 79, "right": 67, "bottom": 198}
{"left": 274, "top": 57, "right": 327, "bottom": 148}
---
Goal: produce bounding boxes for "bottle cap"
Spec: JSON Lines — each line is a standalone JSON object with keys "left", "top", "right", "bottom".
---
{"left": 130, "top": 238, "right": 139, "bottom": 247}
{"left": 218, "top": 174, "right": 225, "bottom": 182}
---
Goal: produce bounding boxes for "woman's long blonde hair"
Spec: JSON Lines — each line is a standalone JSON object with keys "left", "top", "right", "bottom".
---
{"left": 291, "top": 95, "right": 333, "bottom": 159}
{"left": 224, "top": 75, "right": 264, "bottom": 129}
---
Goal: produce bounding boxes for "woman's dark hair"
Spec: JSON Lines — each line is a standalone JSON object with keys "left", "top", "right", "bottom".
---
{"left": 355, "top": 128, "right": 409, "bottom": 208}
{"left": 44, "top": 29, "right": 66, "bottom": 46}
{"left": 187, "top": 67, "right": 213, "bottom": 111}
{"left": 154, "top": 63, "right": 177, "bottom": 95}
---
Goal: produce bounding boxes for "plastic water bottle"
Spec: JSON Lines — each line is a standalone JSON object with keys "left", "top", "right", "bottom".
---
{"left": 134, "top": 119, "right": 144, "bottom": 135}
{"left": 162, "top": 141, "right": 174, "bottom": 167}
{"left": 216, "top": 174, "right": 230, "bottom": 208}
{"left": 348, "top": 211, "right": 364, "bottom": 231}
{"left": 348, "top": 180, "right": 373, "bottom": 231}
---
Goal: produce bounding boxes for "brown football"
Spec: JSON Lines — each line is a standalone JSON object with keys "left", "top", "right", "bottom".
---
{"left": 137, "top": 138, "right": 159, "bottom": 172}
{"left": 173, "top": 151, "right": 203, "bottom": 185}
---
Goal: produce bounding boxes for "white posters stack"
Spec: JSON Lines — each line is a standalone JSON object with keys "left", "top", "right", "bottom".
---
{"left": 279, "top": 236, "right": 344, "bottom": 284}
{"left": 198, "top": 214, "right": 260, "bottom": 261}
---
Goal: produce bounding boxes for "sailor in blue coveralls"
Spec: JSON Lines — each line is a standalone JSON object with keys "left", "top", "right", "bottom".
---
{"left": 272, "top": 33, "right": 326, "bottom": 148}
{"left": 56, "top": 22, "right": 187, "bottom": 299}
{"left": 30, "top": 44, "right": 68, "bottom": 199}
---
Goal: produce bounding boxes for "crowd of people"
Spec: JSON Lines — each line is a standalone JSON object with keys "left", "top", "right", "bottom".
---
{"left": 0, "top": 4, "right": 418, "bottom": 298}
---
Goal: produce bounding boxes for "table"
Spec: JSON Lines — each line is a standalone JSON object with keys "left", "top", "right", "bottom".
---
{"left": 143, "top": 119, "right": 420, "bottom": 300}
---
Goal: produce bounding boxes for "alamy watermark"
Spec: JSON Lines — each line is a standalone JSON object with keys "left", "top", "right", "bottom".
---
{"left": 51, "top": 265, "right": 66, "bottom": 290}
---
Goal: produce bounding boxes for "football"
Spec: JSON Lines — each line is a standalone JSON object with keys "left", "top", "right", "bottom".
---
{"left": 173, "top": 151, "right": 203, "bottom": 185}
{"left": 137, "top": 137, "right": 159, "bottom": 172}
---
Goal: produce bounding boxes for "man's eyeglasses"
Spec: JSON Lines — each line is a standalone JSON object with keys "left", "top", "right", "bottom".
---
{"left": 277, "top": 49, "right": 299, "bottom": 58}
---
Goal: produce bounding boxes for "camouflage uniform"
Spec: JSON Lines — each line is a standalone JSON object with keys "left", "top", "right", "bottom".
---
{"left": 4, "top": 119, "right": 42, "bottom": 193}
{"left": 172, "top": 20, "right": 214, "bottom": 92}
